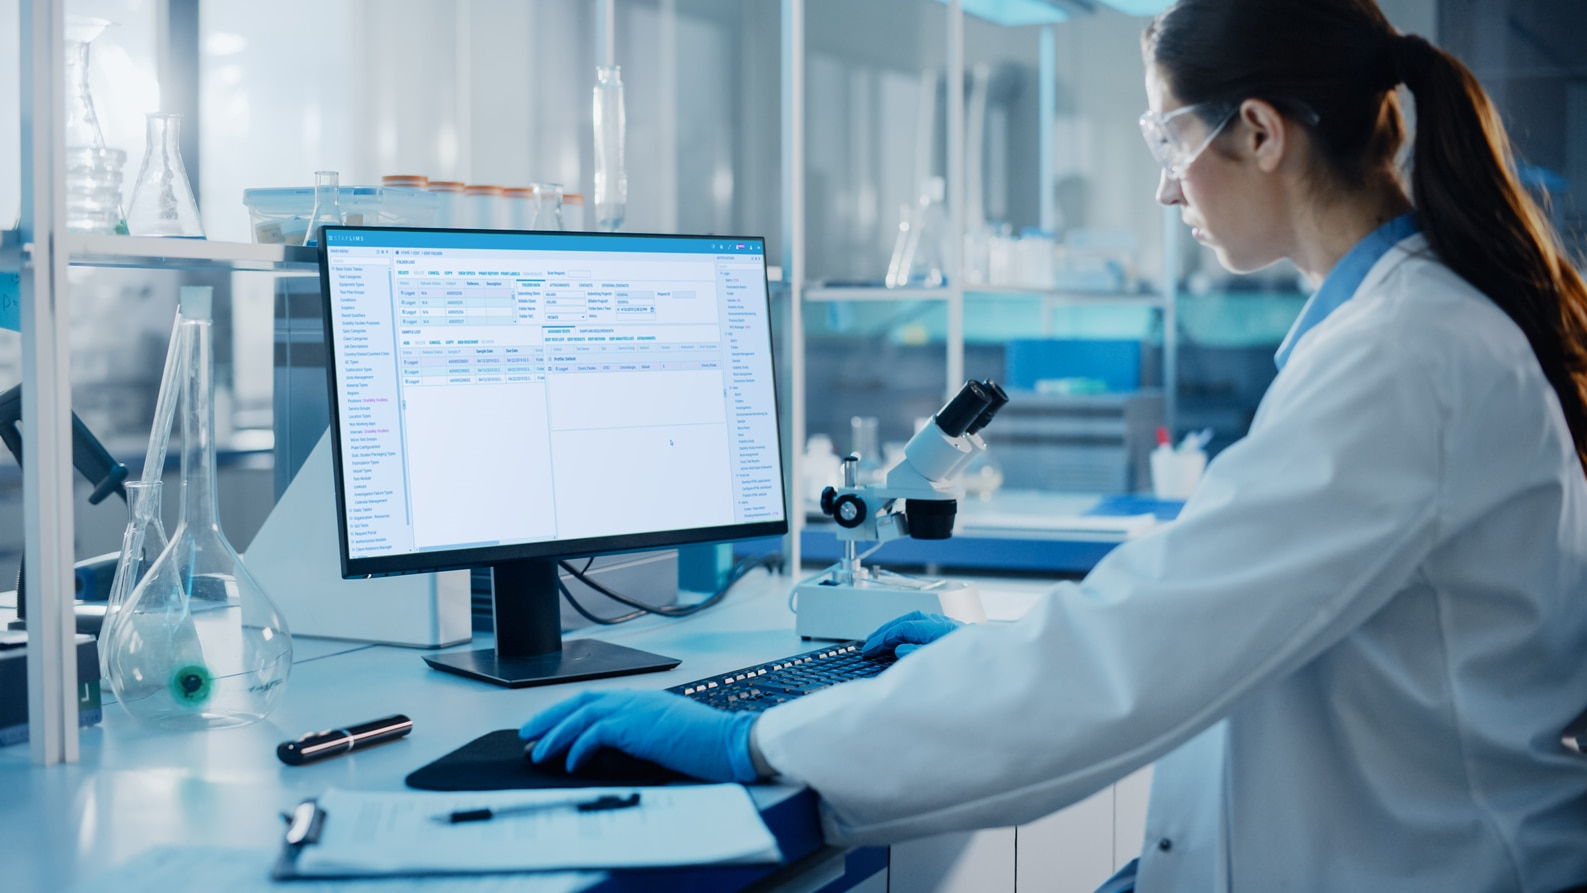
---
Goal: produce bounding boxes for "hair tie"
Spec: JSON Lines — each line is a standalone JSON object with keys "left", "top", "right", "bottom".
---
{"left": 1393, "top": 34, "right": 1438, "bottom": 87}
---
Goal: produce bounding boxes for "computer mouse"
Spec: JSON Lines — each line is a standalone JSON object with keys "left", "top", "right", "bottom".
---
{"left": 522, "top": 739, "right": 686, "bottom": 782}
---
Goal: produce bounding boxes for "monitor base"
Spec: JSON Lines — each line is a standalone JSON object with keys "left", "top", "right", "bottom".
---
{"left": 424, "top": 639, "right": 681, "bottom": 688}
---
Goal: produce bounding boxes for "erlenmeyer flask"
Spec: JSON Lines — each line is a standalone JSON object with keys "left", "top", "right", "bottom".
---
{"left": 303, "top": 170, "right": 343, "bottom": 246}
{"left": 126, "top": 113, "right": 205, "bottom": 238}
{"left": 104, "top": 289, "right": 291, "bottom": 729}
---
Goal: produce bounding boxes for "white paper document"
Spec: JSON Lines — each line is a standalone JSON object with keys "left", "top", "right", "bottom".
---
{"left": 68, "top": 846, "right": 601, "bottom": 893}
{"left": 297, "top": 784, "right": 782, "bottom": 876}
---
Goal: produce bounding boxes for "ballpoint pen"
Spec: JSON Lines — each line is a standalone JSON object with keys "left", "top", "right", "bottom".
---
{"left": 277, "top": 714, "right": 413, "bottom": 765}
{"left": 433, "top": 792, "right": 642, "bottom": 824}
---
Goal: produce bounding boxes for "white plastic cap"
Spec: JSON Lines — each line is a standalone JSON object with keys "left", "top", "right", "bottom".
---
{"left": 179, "top": 285, "right": 213, "bottom": 320}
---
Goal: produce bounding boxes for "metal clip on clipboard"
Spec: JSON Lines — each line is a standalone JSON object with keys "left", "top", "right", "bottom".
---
{"left": 273, "top": 799, "right": 327, "bottom": 880}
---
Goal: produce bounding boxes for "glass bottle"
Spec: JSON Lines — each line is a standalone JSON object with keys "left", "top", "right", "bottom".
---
{"left": 126, "top": 113, "right": 205, "bottom": 238}
{"left": 303, "top": 170, "right": 343, "bottom": 246}
{"left": 593, "top": 65, "right": 627, "bottom": 232}
{"left": 103, "top": 292, "right": 292, "bottom": 729}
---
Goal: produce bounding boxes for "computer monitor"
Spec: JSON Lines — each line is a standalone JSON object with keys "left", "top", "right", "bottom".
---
{"left": 318, "top": 226, "right": 787, "bottom": 687}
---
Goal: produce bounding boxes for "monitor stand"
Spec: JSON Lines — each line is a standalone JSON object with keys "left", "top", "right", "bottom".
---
{"left": 423, "top": 558, "right": 680, "bottom": 688}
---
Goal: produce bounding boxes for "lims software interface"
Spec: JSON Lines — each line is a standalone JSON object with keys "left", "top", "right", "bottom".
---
{"left": 320, "top": 228, "right": 785, "bottom": 574}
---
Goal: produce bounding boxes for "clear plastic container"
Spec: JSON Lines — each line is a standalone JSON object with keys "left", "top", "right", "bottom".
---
{"left": 427, "top": 180, "right": 464, "bottom": 228}
{"left": 242, "top": 185, "right": 439, "bottom": 244}
{"left": 562, "top": 192, "right": 585, "bottom": 231}
{"left": 464, "top": 184, "right": 505, "bottom": 229}
{"left": 504, "top": 187, "right": 534, "bottom": 230}
{"left": 381, "top": 174, "right": 429, "bottom": 190}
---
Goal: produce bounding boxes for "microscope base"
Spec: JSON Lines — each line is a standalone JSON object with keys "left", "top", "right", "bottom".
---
{"left": 793, "top": 575, "right": 986, "bottom": 641}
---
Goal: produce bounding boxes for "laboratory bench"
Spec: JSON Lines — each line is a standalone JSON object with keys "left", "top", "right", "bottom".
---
{"left": 0, "top": 569, "right": 892, "bottom": 893}
{"left": 0, "top": 565, "right": 1146, "bottom": 893}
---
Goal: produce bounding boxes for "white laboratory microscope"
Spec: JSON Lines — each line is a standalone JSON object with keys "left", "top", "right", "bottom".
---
{"left": 794, "top": 379, "right": 1009, "bottom": 640}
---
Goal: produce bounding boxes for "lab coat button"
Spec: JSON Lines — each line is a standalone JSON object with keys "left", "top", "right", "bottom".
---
{"left": 1157, "top": 838, "right": 1172, "bottom": 852}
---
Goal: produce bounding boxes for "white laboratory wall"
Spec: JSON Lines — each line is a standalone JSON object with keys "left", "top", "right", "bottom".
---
{"left": 198, "top": 0, "right": 779, "bottom": 246}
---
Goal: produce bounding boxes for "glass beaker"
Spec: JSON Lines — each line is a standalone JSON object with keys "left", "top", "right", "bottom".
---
{"left": 303, "top": 170, "right": 343, "bottom": 246}
{"left": 529, "top": 182, "right": 563, "bottom": 231}
{"left": 126, "top": 113, "right": 205, "bottom": 238}
{"left": 103, "top": 301, "right": 292, "bottom": 729}
{"left": 593, "top": 65, "right": 627, "bottom": 232}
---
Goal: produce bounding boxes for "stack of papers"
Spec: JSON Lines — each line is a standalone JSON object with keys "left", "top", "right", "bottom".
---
{"left": 292, "top": 785, "right": 781, "bottom": 877}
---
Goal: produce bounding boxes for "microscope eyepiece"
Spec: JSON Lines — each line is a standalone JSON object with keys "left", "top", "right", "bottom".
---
{"left": 935, "top": 380, "right": 994, "bottom": 438}
{"left": 965, "top": 379, "right": 1009, "bottom": 435}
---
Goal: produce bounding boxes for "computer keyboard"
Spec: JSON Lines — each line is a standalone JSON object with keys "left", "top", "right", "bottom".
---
{"left": 669, "top": 640, "right": 896, "bottom": 713}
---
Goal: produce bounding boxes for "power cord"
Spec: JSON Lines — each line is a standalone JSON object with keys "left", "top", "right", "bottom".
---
{"left": 556, "top": 551, "right": 785, "bottom": 626}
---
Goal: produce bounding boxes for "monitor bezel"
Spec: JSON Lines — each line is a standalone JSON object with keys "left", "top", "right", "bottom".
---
{"left": 318, "top": 224, "right": 789, "bottom": 582}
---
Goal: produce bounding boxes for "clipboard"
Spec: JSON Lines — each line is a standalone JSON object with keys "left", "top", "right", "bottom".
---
{"left": 271, "top": 785, "right": 783, "bottom": 881}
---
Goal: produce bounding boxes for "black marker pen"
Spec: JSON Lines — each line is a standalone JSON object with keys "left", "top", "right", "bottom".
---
{"left": 278, "top": 714, "right": 413, "bottom": 765}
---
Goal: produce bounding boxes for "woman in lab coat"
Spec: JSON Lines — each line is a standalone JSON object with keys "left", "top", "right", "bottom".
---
{"left": 523, "top": 0, "right": 1587, "bottom": 889}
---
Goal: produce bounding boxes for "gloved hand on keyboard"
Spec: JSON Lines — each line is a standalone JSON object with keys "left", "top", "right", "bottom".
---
{"left": 861, "top": 610, "right": 965, "bottom": 659}
{"left": 521, "top": 689, "right": 761, "bottom": 783}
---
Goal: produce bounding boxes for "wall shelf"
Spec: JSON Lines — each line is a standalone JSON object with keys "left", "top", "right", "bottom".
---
{"left": 0, "top": 231, "right": 318, "bottom": 273}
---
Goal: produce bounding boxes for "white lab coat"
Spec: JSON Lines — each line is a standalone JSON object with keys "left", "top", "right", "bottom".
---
{"left": 756, "top": 234, "right": 1587, "bottom": 892}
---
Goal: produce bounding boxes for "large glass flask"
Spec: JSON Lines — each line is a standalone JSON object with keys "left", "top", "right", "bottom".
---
{"left": 127, "top": 113, "right": 205, "bottom": 238}
{"left": 593, "top": 66, "right": 627, "bottom": 232}
{"left": 303, "top": 170, "right": 343, "bottom": 246}
{"left": 103, "top": 292, "right": 292, "bottom": 729}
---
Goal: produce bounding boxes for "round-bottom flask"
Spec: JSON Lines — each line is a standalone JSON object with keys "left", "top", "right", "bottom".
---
{"left": 103, "top": 299, "right": 291, "bottom": 728}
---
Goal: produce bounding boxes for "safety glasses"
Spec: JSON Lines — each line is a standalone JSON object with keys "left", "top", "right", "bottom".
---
{"left": 1138, "top": 102, "right": 1239, "bottom": 179}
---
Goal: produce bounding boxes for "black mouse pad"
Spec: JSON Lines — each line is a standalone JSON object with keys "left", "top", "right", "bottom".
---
{"left": 405, "top": 729, "right": 695, "bottom": 791}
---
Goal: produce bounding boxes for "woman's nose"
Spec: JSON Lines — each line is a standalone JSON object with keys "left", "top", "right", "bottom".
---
{"left": 1155, "top": 169, "right": 1183, "bottom": 206}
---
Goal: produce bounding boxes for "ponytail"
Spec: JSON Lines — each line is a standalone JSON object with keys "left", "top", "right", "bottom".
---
{"left": 1391, "top": 34, "right": 1587, "bottom": 474}
{"left": 1147, "top": 0, "right": 1587, "bottom": 475}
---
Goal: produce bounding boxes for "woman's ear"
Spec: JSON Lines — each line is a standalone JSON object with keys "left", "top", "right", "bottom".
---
{"left": 1238, "top": 98, "right": 1290, "bottom": 174}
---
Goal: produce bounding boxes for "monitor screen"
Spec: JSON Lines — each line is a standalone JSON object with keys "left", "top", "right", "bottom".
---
{"left": 319, "top": 226, "right": 787, "bottom": 686}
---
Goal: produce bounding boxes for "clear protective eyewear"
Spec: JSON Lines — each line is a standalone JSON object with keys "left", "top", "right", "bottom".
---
{"left": 1139, "top": 102, "right": 1239, "bottom": 179}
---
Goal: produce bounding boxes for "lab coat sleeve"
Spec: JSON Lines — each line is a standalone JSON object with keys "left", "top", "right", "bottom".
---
{"left": 755, "top": 291, "right": 1449, "bottom": 845}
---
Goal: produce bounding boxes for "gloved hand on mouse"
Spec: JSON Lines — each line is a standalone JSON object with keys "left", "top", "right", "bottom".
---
{"left": 521, "top": 689, "right": 761, "bottom": 783}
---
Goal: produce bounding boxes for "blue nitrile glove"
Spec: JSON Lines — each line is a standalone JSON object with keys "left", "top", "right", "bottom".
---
{"left": 861, "top": 610, "right": 965, "bottom": 659}
{"left": 520, "top": 689, "right": 760, "bottom": 783}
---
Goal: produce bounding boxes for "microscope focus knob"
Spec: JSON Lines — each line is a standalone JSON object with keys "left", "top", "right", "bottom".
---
{"left": 819, "top": 486, "right": 838, "bottom": 516}
{"left": 831, "top": 493, "right": 868, "bottom": 529}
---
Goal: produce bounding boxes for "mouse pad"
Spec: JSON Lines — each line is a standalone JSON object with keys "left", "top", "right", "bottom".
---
{"left": 405, "top": 729, "right": 695, "bottom": 791}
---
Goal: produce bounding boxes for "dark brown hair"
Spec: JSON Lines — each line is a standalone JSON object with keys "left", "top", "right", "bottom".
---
{"left": 1146, "top": 0, "right": 1587, "bottom": 474}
